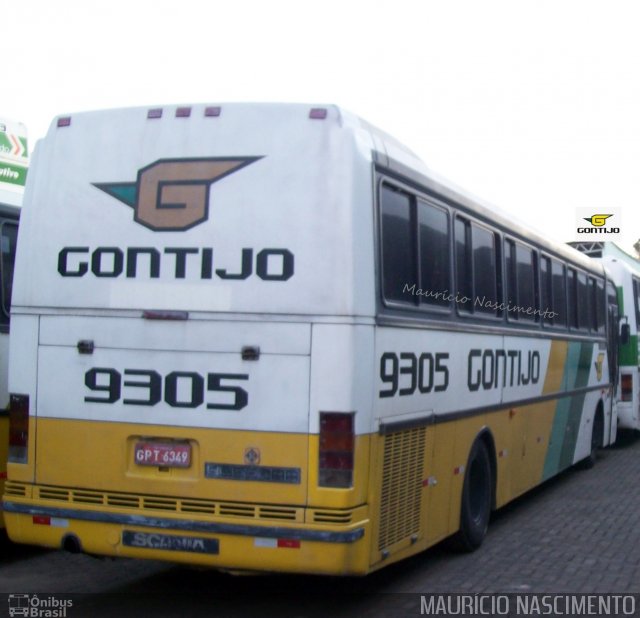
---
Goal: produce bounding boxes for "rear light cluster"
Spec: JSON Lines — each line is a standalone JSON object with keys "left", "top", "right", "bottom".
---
{"left": 319, "top": 412, "right": 354, "bottom": 488}
{"left": 8, "top": 394, "right": 29, "bottom": 463}
{"left": 621, "top": 374, "right": 633, "bottom": 402}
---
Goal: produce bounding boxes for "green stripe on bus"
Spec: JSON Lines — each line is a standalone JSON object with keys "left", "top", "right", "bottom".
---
{"left": 543, "top": 342, "right": 579, "bottom": 480}
{"left": 542, "top": 341, "right": 593, "bottom": 479}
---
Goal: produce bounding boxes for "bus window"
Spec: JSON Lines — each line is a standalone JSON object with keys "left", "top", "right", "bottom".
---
{"left": 455, "top": 217, "right": 472, "bottom": 313}
{"left": 633, "top": 278, "right": 640, "bottom": 328}
{"left": 589, "top": 277, "right": 605, "bottom": 334}
{"left": 418, "top": 200, "right": 450, "bottom": 307}
{"left": 577, "top": 272, "right": 589, "bottom": 331}
{"left": 380, "top": 184, "right": 415, "bottom": 304}
{"left": 516, "top": 244, "right": 537, "bottom": 321}
{"left": 567, "top": 268, "right": 578, "bottom": 329}
{"left": 471, "top": 223, "right": 498, "bottom": 316}
{"left": 551, "top": 259, "right": 567, "bottom": 327}
{"left": 540, "top": 256, "right": 552, "bottom": 325}
{"left": 0, "top": 221, "right": 17, "bottom": 328}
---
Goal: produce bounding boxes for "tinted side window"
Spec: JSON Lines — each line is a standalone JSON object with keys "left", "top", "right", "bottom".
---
{"left": 540, "top": 256, "right": 552, "bottom": 325}
{"left": 577, "top": 272, "right": 588, "bottom": 330}
{"left": 551, "top": 260, "right": 567, "bottom": 327}
{"left": 0, "top": 221, "right": 17, "bottom": 326}
{"left": 418, "top": 200, "right": 450, "bottom": 307}
{"left": 455, "top": 217, "right": 472, "bottom": 313}
{"left": 472, "top": 223, "right": 498, "bottom": 316}
{"left": 597, "top": 279, "right": 605, "bottom": 333}
{"left": 505, "top": 239, "right": 517, "bottom": 318}
{"left": 589, "top": 277, "right": 605, "bottom": 333}
{"left": 516, "top": 244, "right": 536, "bottom": 321}
{"left": 634, "top": 278, "right": 640, "bottom": 327}
{"left": 567, "top": 268, "right": 578, "bottom": 329}
{"left": 381, "top": 185, "right": 415, "bottom": 303}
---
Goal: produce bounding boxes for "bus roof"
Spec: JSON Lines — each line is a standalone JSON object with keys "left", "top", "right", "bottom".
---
{"left": 42, "top": 101, "right": 603, "bottom": 278}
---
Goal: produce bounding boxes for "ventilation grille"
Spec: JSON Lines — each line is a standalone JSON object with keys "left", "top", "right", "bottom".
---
{"left": 4, "top": 481, "right": 27, "bottom": 497}
{"left": 6, "top": 482, "right": 358, "bottom": 527}
{"left": 32, "top": 485, "right": 299, "bottom": 522}
{"left": 378, "top": 426, "right": 426, "bottom": 551}
{"left": 312, "top": 509, "right": 353, "bottom": 524}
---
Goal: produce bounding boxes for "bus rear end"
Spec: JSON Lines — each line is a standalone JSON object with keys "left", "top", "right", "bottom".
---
{"left": 4, "top": 104, "right": 376, "bottom": 574}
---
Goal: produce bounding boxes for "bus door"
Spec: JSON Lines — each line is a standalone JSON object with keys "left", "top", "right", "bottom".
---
{"left": 607, "top": 279, "right": 620, "bottom": 442}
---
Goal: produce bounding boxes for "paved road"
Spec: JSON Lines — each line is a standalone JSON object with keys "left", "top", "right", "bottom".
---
{"left": 1, "top": 432, "right": 639, "bottom": 617}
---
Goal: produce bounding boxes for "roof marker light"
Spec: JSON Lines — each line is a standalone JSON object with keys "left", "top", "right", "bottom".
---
{"left": 176, "top": 107, "right": 191, "bottom": 118}
{"left": 57, "top": 117, "right": 72, "bottom": 128}
{"left": 309, "top": 108, "right": 328, "bottom": 120}
{"left": 147, "top": 108, "right": 163, "bottom": 119}
{"left": 204, "top": 106, "right": 221, "bottom": 117}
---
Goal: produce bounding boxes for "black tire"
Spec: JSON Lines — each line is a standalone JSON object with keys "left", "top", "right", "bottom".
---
{"left": 450, "top": 439, "right": 492, "bottom": 552}
{"left": 581, "top": 409, "right": 603, "bottom": 470}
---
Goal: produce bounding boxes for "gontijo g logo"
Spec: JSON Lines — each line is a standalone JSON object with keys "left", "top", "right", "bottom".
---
{"left": 576, "top": 211, "right": 620, "bottom": 235}
{"left": 94, "top": 157, "right": 261, "bottom": 232}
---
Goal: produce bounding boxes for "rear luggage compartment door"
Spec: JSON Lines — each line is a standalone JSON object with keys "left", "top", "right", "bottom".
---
{"left": 34, "top": 316, "right": 311, "bottom": 504}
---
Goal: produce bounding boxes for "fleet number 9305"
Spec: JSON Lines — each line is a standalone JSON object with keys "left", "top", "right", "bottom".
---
{"left": 84, "top": 368, "right": 249, "bottom": 410}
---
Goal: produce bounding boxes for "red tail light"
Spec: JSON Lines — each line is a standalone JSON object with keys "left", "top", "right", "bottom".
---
{"left": 8, "top": 394, "right": 29, "bottom": 463}
{"left": 621, "top": 374, "right": 633, "bottom": 402}
{"left": 319, "top": 412, "right": 354, "bottom": 488}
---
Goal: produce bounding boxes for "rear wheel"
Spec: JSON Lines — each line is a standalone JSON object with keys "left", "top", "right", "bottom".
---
{"left": 450, "top": 438, "right": 492, "bottom": 552}
{"left": 581, "top": 408, "right": 604, "bottom": 470}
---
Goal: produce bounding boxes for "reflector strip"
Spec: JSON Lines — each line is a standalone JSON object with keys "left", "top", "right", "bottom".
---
{"left": 277, "top": 539, "right": 301, "bottom": 549}
{"left": 254, "top": 537, "right": 300, "bottom": 549}
{"left": 33, "top": 515, "right": 51, "bottom": 525}
{"left": 254, "top": 537, "right": 277, "bottom": 548}
{"left": 454, "top": 465, "right": 465, "bottom": 475}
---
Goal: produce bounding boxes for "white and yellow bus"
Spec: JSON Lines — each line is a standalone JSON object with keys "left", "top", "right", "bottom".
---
{"left": 0, "top": 117, "right": 25, "bottom": 529}
{"left": 570, "top": 242, "right": 640, "bottom": 431}
{"left": 3, "top": 104, "right": 618, "bottom": 574}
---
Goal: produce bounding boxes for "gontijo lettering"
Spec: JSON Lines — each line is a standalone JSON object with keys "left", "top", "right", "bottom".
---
{"left": 57, "top": 246, "right": 294, "bottom": 280}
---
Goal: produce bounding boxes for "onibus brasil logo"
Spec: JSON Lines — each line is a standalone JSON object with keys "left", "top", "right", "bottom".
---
{"left": 94, "top": 157, "right": 261, "bottom": 232}
{"left": 8, "top": 594, "right": 73, "bottom": 617}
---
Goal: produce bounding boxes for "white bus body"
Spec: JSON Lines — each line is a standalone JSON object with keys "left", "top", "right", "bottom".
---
{"left": 4, "top": 104, "right": 615, "bottom": 574}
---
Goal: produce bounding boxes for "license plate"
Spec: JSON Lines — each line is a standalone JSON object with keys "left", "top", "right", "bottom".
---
{"left": 134, "top": 441, "right": 191, "bottom": 468}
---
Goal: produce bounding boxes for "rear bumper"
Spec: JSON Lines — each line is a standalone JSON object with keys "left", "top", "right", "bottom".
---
{"left": 3, "top": 494, "right": 371, "bottom": 576}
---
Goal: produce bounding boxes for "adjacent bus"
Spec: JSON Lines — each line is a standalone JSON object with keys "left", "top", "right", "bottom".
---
{"left": 570, "top": 242, "right": 640, "bottom": 431}
{"left": 0, "top": 118, "right": 25, "bottom": 528}
{"left": 3, "top": 104, "right": 618, "bottom": 574}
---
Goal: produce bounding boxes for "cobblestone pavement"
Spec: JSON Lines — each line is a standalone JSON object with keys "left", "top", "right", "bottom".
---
{"left": 1, "top": 432, "right": 639, "bottom": 617}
